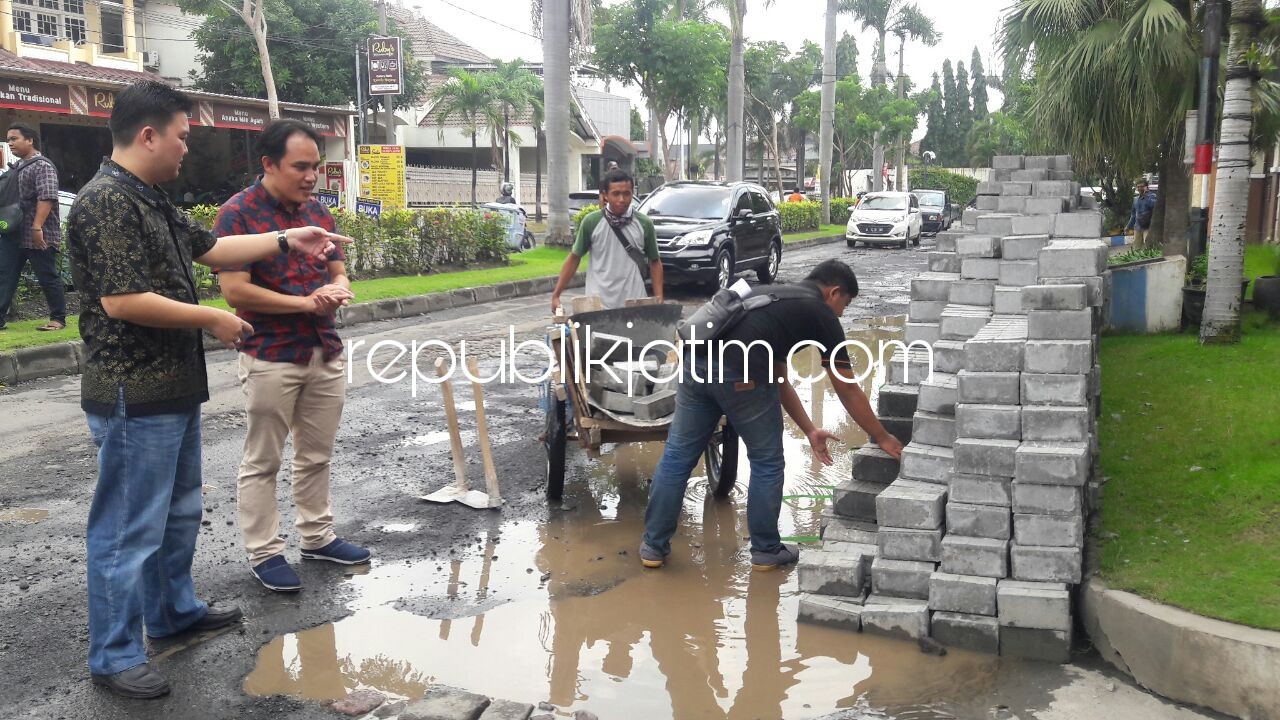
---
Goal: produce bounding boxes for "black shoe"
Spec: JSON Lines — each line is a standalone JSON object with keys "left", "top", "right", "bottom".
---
{"left": 91, "top": 664, "right": 171, "bottom": 699}
{"left": 146, "top": 605, "right": 243, "bottom": 641}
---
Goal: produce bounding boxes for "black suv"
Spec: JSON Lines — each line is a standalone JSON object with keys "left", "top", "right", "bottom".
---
{"left": 912, "top": 188, "right": 956, "bottom": 236}
{"left": 639, "top": 181, "right": 783, "bottom": 290}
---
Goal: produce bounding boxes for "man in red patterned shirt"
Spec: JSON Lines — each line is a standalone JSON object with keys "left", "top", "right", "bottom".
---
{"left": 216, "top": 120, "right": 369, "bottom": 593}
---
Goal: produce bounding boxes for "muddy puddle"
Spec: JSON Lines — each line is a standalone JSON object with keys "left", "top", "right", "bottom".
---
{"left": 0, "top": 507, "right": 49, "bottom": 523}
{"left": 245, "top": 316, "right": 1004, "bottom": 719}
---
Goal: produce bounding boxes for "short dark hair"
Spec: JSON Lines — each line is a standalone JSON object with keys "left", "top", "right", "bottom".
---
{"left": 806, "top": 259, "right": 859, "bottom": 298}
{"left": 599, "top": 168, "right": 635, "bottom": 195}
{"left": 7, "top": 123, "right": 38, "bottom": 145}
{"left": 256, "top": 119, "right": 322, "bottom": 168}
{"left": 109, "top": 80, "right": 193, "bottom": 147}
{"left": 1136, "top": 179, "right": 1149, "bottom": 188}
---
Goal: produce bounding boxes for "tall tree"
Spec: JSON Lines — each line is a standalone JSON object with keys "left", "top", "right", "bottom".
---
{"left": 940, "top": 59, "right": 957, "bottom": 165}
{"left": 920, "top": 72, "right": 943, "bottom": 157}
{"left": 630, "top": 107, "right": 647, "bottom": 141}
{"left": 431, "top": 69, "right": 499, "bottom": 207}
{"left": 1202, "top": 0, "right": 1266, "bottom": 343}
{"left": 820, "top": 0, "right": 838, "bottom": 223}
{"left": 533, "top": 0, "right": 593, "bottom": 245}
{"left": 953, "top": 61, "right": 972, "bottom": 164}
{"left": 488, "top": 59, "right": 542, "bottom": 183}
{"left": 970, "top": 47, "right": 989, "bottom": 120}
{"left": 966, "top": 112, "right": 1026, "bottom": 165}
{"left": 186, "top": 0, "right": 280, "bottom": 117}
{"left": 889, "top": 4, "right": 939, "bottom": 189}
{"left": 835, "top": 31, "right": 859, "bottom": 82}
{"left": 717, "top": 0, "right": 773, "bottom": 182}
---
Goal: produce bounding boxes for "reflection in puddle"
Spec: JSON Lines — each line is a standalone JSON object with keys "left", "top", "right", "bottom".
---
{"left": 246, "top": 317, "right": 1001, "bottom": 718}
{"left": 380, "top": 523, "right": 418, "bottom": 533}
{"left": 0, "top": 507, "right": 49, "bottom": 523}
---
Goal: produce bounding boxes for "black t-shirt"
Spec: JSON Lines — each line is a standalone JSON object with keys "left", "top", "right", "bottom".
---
{"left": 695, "top": 283, "right": 852, "bottom": 383}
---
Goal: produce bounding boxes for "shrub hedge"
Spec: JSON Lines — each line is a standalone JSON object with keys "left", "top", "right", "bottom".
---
{"left": 912, "top": 167, "right": 979, "bottom": 207}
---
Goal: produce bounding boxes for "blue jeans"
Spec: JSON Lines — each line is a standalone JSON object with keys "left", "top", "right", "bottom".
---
{"left": 0, "top": 239, "right": 67, "bottom": 324}
{"left": 85, "top": 390, "right": 208, "bottom": 676}
{"left": 642, "top": 360, "right": 785, "bottom": 556}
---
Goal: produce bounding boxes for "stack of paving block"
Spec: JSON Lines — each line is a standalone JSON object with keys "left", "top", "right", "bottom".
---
{"left": 800, "top": 154, "right": 1109, "bottom": 659}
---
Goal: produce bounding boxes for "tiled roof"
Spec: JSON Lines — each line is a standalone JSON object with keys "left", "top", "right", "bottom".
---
{"left": 0, "top": 48, "right": 162, "bottom": 86}
{"left": 385, "top": 3, "right": 492, "bottom": 65}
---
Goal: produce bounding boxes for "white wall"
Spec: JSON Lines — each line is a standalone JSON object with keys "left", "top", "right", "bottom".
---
{"left": 136, "top": 0, "right": 203, "bottom": 86}
{"left": 574, "top": 86, "right": 629, "bottom": 140}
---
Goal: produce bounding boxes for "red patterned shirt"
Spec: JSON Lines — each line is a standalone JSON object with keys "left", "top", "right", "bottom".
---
{"left": 214, "top": 182, "right": 345, "bottom": 364}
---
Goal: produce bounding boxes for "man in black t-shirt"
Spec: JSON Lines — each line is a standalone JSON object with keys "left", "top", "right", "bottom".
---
{"left": 641, "top": 260, "right": 904, "bottom": 571}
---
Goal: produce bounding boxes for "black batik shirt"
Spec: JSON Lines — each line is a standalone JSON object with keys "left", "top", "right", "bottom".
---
{"left": 67, "top": 159, "right": 218, "bottom": 417}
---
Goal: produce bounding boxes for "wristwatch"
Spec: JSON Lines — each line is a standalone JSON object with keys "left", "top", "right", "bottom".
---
{"left": 276, "top": 230, "right": 289, "bottom": 254}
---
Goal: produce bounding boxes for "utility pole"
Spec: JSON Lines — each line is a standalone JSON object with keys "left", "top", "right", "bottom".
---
{"left": 355, "top": 40, "right": 366, "bottom": 145}
{"left": 1190, "top": 0, "right": 1223, "bottom": 262}
{"left": 379, "top": 0, "right": 395, "bottom": 145}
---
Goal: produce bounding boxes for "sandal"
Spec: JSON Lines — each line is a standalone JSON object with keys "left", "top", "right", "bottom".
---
{"left": 36, "top": 320, "right": 65, "bottom": 331}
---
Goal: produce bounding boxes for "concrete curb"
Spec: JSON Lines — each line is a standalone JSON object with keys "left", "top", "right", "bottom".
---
{"left": 0, "top": 272, "right": 586, "bottom": 388}
{"left": 1079, "top": 577, "right": 1280, "bottom": 719}
{"left": 783, "top": 234, "right": 845, "bottom": 250}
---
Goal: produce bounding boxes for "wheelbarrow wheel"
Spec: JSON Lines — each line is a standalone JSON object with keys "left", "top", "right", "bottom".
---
{"left": 545, "top": 396, "right": 567, "bottom": 501}
{"left": 705, "top": 422, "right": 739, "bottom": 498}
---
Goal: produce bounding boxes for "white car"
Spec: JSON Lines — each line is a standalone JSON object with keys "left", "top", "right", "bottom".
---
{"left": 846, "top": 191, "right": 923, "bottom": 248}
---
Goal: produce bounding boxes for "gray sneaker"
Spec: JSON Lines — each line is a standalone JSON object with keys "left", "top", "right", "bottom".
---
{"left": 750, "top": 543, "right": 800, "bottom": 572}
{"left": 639, "top": 543, "right": 665, "bottom": 569}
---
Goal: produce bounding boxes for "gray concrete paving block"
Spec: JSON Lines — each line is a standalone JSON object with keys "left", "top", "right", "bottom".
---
{"left": 1015, "top": 442, "right": 1090, "bottom": 486}
{"left": 1012, "top": 483, "right": 1082, "bottom": 516}
{"left": 1022, "top": 284, "right": 1087, "bottom": 312}
{"left": 934, "top": 232, "right": 963, "bottom": 253}
{"left": 962, "top": 207, "right": 985, "bottom": 228}
{"left": 976, "top": 181, "right": 1002, "bottom": 196}
{"left": 1001, "top": 234, "right": 1051, "bottom": 261}
{"left": 947, "top": 501, "right": 1012, "bottom": 540}
{"left": 957, "top": 370, "right": 1020, "bottom": 405}
{"left": 932, "top": 611, "right": 1000, "bottom": 654}
{"left": 1025, "top": 197, "right": 1070, "bottom": 215}
{"left": 1011, "top": 168, "right": 1049, "bottom": 182}
{"left": 633, "top": 390, "right": 676, "bottom": 421}
{"left": 962, "top": 257, "right": 1002, "bottom": 281}
{"left": 1010, "top": 215, "right": 1053, "bottom": 236}
{"left": 975, "top": 214, "right": 1016, "bottom": 237}
{"left": 1021, "top": 405, "right": 1089, "bottom": 442}
{"left": 929, "top": 573, "right": 999, "bottom": 616}
{"left": 998, "top": 196, "right": 1029, "bottom": 214}
{"left": 954, "top": 437, "right": 1020, "bottom": 477}
{"left": 941, "top": 314, "right": 992, "bottom": 342}
{"left": 999, "top": 260, "right": 1040, "bottom": 288}
{"left": 1051, "top": 155, "right": 1073, "bottom": 171}
{"left": 993, "top": 287, "right": 1025, "bottom": 315}
{"left": 941, "top": 535, "right": 1009, "bottom": 579}
{"left": 1010, "top": 544, "right": 1082, "bottom": 583}
{"left": 999, "top": 625, "right": 1072, "bottom": 663}
{"left": 950, "top": 280, "right": 996, "bottom": 306}
{"left": 912, "top": 411, "right": 956, "bottom": 448}
{"left": 928, "top": 252, "right": 963, "bottom": 274}
{"left": 975, "top": 195, "right": 1000, "bottom": 211}
{"left": 1052, "top": 211, "right": 1103, "bottom": 238}
{"left": 1021, "top": 373, "right": 1088, "bottom": 406}
{"left": 1024, "top": 156, "right": 1052, "bottom": 170}
{"left": 797, "top": 592, "right": 866, "bottom": 632}
{"left": 1033, "top": 180, "right": 1080, "bottom": 198}
{"left": 900, "top": 443, "right": 954, "bottom": 485}
{"left": 1040, "top": 274, "right": 1105, "bottom": 307}
{"left": 402, "top": 685, "right": 492, "bottom": 720}
{"left": 600, "top": 389, "right": 635, "bottom": 414}
{"left": 594, "top": 367, "right": 646, "bottom": 396}
{"left": 861, "top": 595, "right": 932, "bottom": 640}
{"left": 871, "top": 558, "right": 935, "bottom": 600}
{"left": 820, "top": 512, "right": 881, "bottom": 544}
{"left": 479, "top": 699, "right": 536, "bottom": 720}
{"left": 997, "top": 579, "right": 1072, "bottom": 631}
{"left": 1028, "top": 309, "right": 1093, "bottom": 341}
{"left": 1039, "top": 240, "right": 1108, "bottom": 278}
{"left": 905, "top": 321, "right": 941, "bottom": 345}
{"left": 1023, "top": 340, "right": 1092, "bottom": 375}
{"left": 992, "top": 155, "right": 1025, "bottom": 170}
{"left": 931, "top": 339, "right": 966, "bottom": 374}
{"left": 888, "top": 347, "right": 937, "bottom": 384}
{"left": 911, "top": 272, "right": 961, "bottom": 301}
{"left": 798, "top": 550, "right": 868, "bottom": 597}
{"left": 956, "top": 235, "right": 1001, "bottom": 258}
{"left": 956, "top": 403, "right": 1022, "bottom": 440}
{"left": 881, "top": 415, "right": 915, "bottom": 445}
{"left": 950, "top": 473, "right": 1012, "bottom": 507}
{"left": 991, "top": 168, "right": 1014, "bottom": 181}
{"left": 917, "top": 373, "right": 958, "bottom": 415}
{"left": 878, "top": 383, "right": 920, "bottom": 417}
{"left": 1013, "top": 512, "right": 1084, "bottom": 547}
{"left": 879, "top": 526, "right": 943, "bottom": 562}
{"left": 876, "top": 481, "right": 947, "bottom": 529}
{"left": 833, "top": 479, "right": 889, "bottom": 523}
{"left": 853, "top": 444, "right": 902, "bottom": 484}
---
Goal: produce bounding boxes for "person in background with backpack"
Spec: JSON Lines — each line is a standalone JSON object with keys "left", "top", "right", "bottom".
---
{"left": 1127, "top": 179, "right": 1158, "bottom": 250}
{"left": 0, "top": 123, "right": 66, "bottom": 331}
{"left": 550, "top": 168, "right": 663, "bottom": 311}
{"left": 639, "top": 260, "right": 904, "bottom": 572}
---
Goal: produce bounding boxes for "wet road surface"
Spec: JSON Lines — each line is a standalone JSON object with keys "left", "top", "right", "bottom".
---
{"left": 0, "top": 241, "right": 1222, "bottom": 719}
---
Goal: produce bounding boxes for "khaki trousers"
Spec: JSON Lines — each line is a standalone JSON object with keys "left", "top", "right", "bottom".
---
{"left": 236, "top": 350, "right": 346, "bottom": 564}
{"left": 1133, "top": 227, "right": 1148, "bottom": 249}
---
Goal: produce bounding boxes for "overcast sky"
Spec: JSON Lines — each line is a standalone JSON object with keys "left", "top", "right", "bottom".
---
{"left": 416, "top": 0, "right": 1010, "bottom": 138}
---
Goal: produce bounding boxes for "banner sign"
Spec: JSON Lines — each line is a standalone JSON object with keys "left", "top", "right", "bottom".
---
{"left": 355, "top": 196, "right": 382, "bottom": 220}
{"left": 325, "top": 162, "right": 345, "bottom": 193}
{"left": 0, "top": 79, "right": 69, "bottom": 114}
{"left": 356, "top": 144, "right": 406, "bottom": 210}
{"left": 313, "top": 189, "right": 341, "bottom": 210}
{"left": 368, "top": 36, "right": 403, "bottom": 95}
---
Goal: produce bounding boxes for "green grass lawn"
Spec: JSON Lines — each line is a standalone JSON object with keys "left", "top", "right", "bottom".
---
{"left": 784, "top": 224, "right": 845, "bottom": 243}
{"left": 0, "top": 248, "right": 578, "bottom": 353}
{"left": 1097, "top": 311, "right": 1280, "bottom": 630}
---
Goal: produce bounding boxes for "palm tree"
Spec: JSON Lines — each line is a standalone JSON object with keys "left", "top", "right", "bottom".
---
{"left": 819, "top": 0, "right": 839, "bottom": 224}
{"left": 1202, "top": 0, "right": 1266, "bottom": 343}
{"left": 842, "top": 0, "right": 895, "bottom": 191}
{"left": 889, "top": 4, "right": 938, "bottom": 189}
{"left": 489, "top": 58, "right": 543, "bottom": 183}
{"left": 431, "top": 68, "right": 500, "bottom": 206}
{"left": 722, "top": 0, "right": 749, "bottom": 182}
{"left": 533, "top": 0, "right": 593, "bottom": 246}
